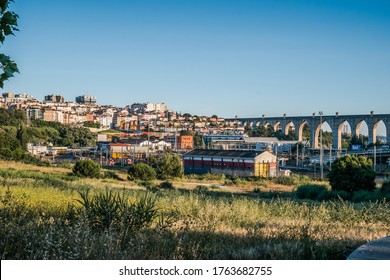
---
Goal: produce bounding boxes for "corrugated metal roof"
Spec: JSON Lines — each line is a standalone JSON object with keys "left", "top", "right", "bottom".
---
{"left": 243, "top": 137, "right": 279, "bottom": 143}
{"left": 184, "top": 149, "right": 260, "bottom": 158}
{"left": 109, "top": 143, "right": 131, "bottom": 147}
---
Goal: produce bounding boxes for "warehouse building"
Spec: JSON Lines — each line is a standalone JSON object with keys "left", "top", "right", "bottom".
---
{"left": 183, "top": 149, "right": 277, "bottom": 178}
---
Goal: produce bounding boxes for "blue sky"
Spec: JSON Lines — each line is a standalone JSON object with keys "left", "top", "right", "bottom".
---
{"left": 2, "top": 0, "right": 390, "bottom": 118}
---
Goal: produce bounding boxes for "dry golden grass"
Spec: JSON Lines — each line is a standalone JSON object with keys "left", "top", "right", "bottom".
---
{"left": 0, "top": 160, "right": 69, "bottom": 174}
{"left": 1, "top": 161, "right": 389, "bottom": 260}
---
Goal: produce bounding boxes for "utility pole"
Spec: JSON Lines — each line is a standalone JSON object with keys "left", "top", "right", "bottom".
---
{"left": 121, "top": 146, "right": 124, "bottom": 166}
{"left": 374, "top": 144, "right": 377, "bottom": 173}
{"left": 296, "top": 142, "right": 299, "bottom": 166}
{"left": 319, "top": 111, "right": 324, "bottom": 179}
{"left": 100, "top": 148, "right": 103, "bottom": 167}
{"left": 147, "top": 124, "right": 150, "bottom": 164}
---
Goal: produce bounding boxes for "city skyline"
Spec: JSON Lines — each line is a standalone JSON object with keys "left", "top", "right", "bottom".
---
{"left": 2, "top": 0, "right": 390, "bottom": 118}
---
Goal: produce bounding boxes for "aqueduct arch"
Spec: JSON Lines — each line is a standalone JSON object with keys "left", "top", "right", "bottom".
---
{"left": 231, "top": 113, "right": 390, "bottom": 149}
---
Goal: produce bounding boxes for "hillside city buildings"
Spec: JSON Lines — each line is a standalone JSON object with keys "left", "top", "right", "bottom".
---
{"left": 3, "top": 91, "right": 389, "bottom": 176}
{"left": 0, "top": 92, "right": 241, "bottom": 135}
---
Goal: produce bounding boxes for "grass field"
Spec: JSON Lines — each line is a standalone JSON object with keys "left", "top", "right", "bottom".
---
{"left": 0, "top": 160, "right": 389, "bottom": 260}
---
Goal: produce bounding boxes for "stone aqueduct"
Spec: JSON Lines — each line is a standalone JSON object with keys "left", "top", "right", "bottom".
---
{"left": 230, "top": 113, "right": 390, "bottom": 150}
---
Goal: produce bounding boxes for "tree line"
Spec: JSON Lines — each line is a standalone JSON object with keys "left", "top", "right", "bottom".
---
{"left": 0, "top": 108, "right": 96, "bottom": 162}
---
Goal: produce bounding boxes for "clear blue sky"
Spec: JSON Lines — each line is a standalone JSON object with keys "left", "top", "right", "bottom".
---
{"left": 2, "top": 0, "right": 390, "bottom": 118}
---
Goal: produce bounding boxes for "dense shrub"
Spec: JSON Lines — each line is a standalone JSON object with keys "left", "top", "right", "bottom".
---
{"left": 274, "top": 175, "right": 296, "bottom": 186}
{"left": 381, "top": 181, "right": 390, "bottom": 194}
{"left": 72, "top": 159, "right": 101, "bottom": 178}
{"left": 328, "top": 155, "right": 376, "bottom": 193}
{"left": 295, "top": 184, "right": 329, "bottom": 200}
{"left": 158, "top": 181, "right": 174, "bottom": 190}
{"left": 195, "top": 185, "right": 209, "bottom": 193}
{"left": 139, "top": 180, "right": 159, "bottom": 192}
{"left": 253, "top": 187, "right": 261, "bottom": 193}
{"left": 0, "top": 147, "right": 12, "bottom": 160}
{"left": 155, "top": 153, "right": 183, "bottom": 179}
{"left": 127, "top": 163, "right": 156, "bottom": 181}
{"left": 351, "top": 190, "right": 384, "bottom": 203}
{"left": 226, "top": 175, "right": 246, "bottom": 185}
{"left": 328, "top": 190, "right": 351, "bottom": 201}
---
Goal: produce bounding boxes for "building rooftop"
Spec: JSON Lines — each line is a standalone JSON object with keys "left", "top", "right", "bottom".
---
{"left": 184, "top": 149, "right": 261, "bottom": 158}
{"left": 243, "top": 137, "right": 279, "bottom": 143}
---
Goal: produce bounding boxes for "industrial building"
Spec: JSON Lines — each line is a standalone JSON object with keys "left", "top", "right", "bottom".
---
{"left": 183, "top": 149, "right": 277, "bottom": 178}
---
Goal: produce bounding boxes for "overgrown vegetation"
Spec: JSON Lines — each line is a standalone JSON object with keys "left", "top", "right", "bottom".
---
{"left": 0, "top": 109, "right": 97, "bottom": 168}
{"left": 76, "top": 188, "right": 159, "bottom": 231}
{"left": 328, "top": 155, "right": 376, "bottom": 193}
{"left": 273, "top": 174, "right": 311, "bottom": 186}
{"left": 0, "top": 161, "right": 389, "bottom": 260}
{"left": 73, "top": 159, "right": 101, "bottom": 178}
{"left": 153, "top": 153, "right": 183, "bottom": 179}
{"left": 128, "top": 163, "right": 157, "bottom": 181}
{"left": 31, "top": 119, "right": 96, "bottom": 147}
{"left": 381, "top": 180, "right": 390, "bottom": 194}
{"left": 295, "top": 185, "right": 329, "bottom": 200}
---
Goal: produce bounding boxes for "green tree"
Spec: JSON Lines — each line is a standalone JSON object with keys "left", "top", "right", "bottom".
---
{"left": 127, "top": 163, "right": 156, "bottom": 181}
{"left": 180, "top": 130, "right": 195, "bottom": 136}
{"left": 30, "top": 119, "right": 96, "bottom": 147}
{"left": 155, "top": 153, "right": 183, "bottom": 179}
{"left": 83, "top": 121, "right": 101, "bottom": 129}
{"left": 302, "top": 123, "right": 310, "bottom": 140}
{"left": 0, "top": 108, "right": 25, "bottom": 126}
{"left": 0, "top": 147, "right": 12, "bottom": 159}
{"left": 0, "top": 0, "right": 19, "bottom": 88}
{"left": 328, "top": 155, "right": 376, "bottom": 193}
{"left": 183, "top": 113, "right": 192, "bottom": 120}
{"left": 73, "top": 159, "right": 101, "bottom": 178}
{"left": 321, "top": 131, "right": 333, "bottom": 148}
{"left": 246, "top": 124, "right": 277, "bottom": 138}
{"left": 16, "top": 123, "right": 27, "bottom": 150}
{"left": 25, "top": 126, "right": 59, "bottom": 144}
{"left": 0, "top": 131, "right": 21, "bottom": 150}
{"left": 194, "top": 134, "right": 205, "bottom": 148}
{"left": 350, "top": 134, "right": 368, "bottom": 150}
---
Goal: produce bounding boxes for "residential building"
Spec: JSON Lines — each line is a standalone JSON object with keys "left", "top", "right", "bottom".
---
{"left": 165, "top": 133, "right": 193, "bottom": 150}
{"left": 164, "top": 133, "right": 178, "bottom": 150}
{"left": 44, "top": 95, "right": 64, "bottom": 103}
{"left": 178, "top": 135, "right": 193, "bottom": 150}
{"left": 27, "top": 143, "right": 48, "bottom": 155}
{"left": 2, "top": 92, "right": 14, "bottom": 98}
{"left": 43, "top": 109, "right": 57, "bottom": 122}
{"left": 15, "top": 93, "right": 34, "bottom": 100}
{"left": 96, "top": 113, "right": 113, "bottom": 128}
{"left": 130, "top": 102, "right": 169, "bottom": 114}
{"left": 75, "top": 95, "right": 97, "bottom": 105}
{"left": 115, "top": 114, "right": 138, "bottom": 130}
{"left": 26, "top": 108, "right": 44, "bottom": 120}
